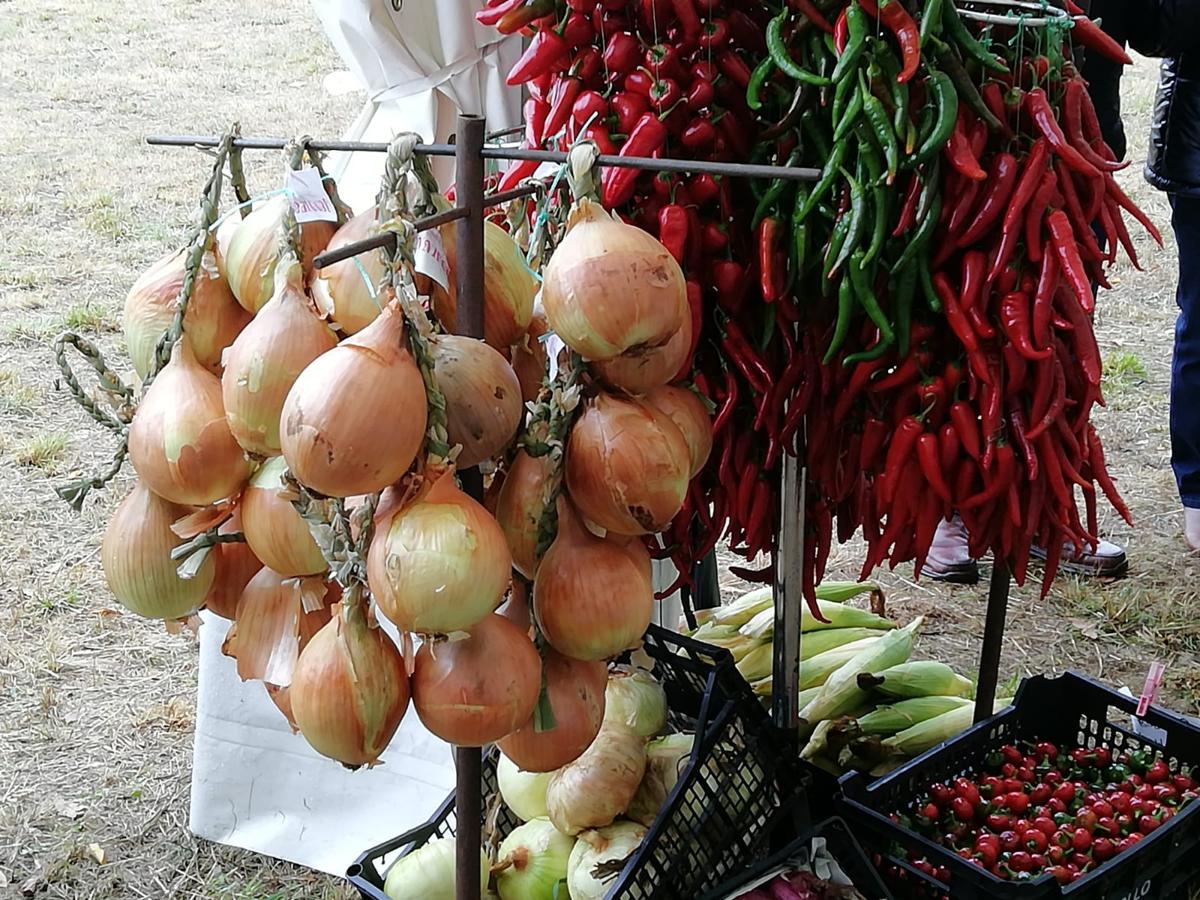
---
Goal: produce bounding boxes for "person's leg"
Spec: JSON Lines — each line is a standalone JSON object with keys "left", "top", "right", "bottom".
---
{"left": 1168, "top": 194, "right": 1200, "bottom": 546}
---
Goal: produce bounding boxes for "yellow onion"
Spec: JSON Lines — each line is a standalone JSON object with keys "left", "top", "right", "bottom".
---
{"left": 101, "top": 480, "right": 214, "bottom": 619}
{"left": 411, "top": 613, "right": 541, "bottom": 745}
{"left": 128, "top": 339, "right": 251, "bottom": 505}
{"left": 498, "top": 578, "right": 533, "bottom": 633}
{"left": 202, "top": 513, "right": 262, "bottom": 619}
{"left": 213, "top": 214, "right": 240, "bottom": 274}
{"left": 591, "top": 312, "right": 690, "bottom": 395}
{"left": 384, "top": 838, "right": 488, "bottom": 900}
{"left": 497, "top": 751, "right": 553, "bottom": 822}
{"left": 547, "top": 723, "right": 647, "bottom": 835}
{"left": 222, "top": 568, "right": 336, "bottom": 687}
{"left": 542, "top": 199, "right": 687, "bottom": 361}
{"left": 533, "top": 499, "right": 653, "bottom": 661}
{"left": 495, "top": 818, "right": 574, "bottom": 900}
{"left": 280, "top": 299, "right": 426, "bottom": 497}
{"left": 290, "top": 591, "right": 410, "bottom": 768}
{"left": 221, "top": 255, "right": 338, "bottom": 456}
{"left": 510, "top": 332, "right": 548, "bottom": 404}
{"left": 222, "top": 194, "right": 336, "bottom": 314}
{"left": 565, "top": 392, "right": 689, "bottom": 535}
{"left": 240, "top": 456, "right": 327, "bottom": 577}
{"left": 498, "top": 647, "right": 606, "bottom": 773}
{"left": 368, "top": 470, "right": 511, "bottom": 634}
{"left": 430, "top": 333, "right": 522, "bottom": 468}
{"left": 123, "top": 248, "right": 251, "bottom": 381}
{"left": 567, "top": 822, "right": 647, "bottom": 900}
{"left": 437, "top": 220, "right": 537, "bottom": 349}
{"left": 644, "top": 385, "right": 712, "bottom": 478}
{"left": 494, "top": 449, "right": 554, "bottom": 580}
{"left": 309, "top": 206, "right": 387, "bottom": 334}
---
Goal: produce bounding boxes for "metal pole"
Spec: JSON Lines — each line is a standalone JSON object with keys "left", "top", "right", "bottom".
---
{"left": 973, "top": 563, "right": 1012, "bottom": 723}
{"left": 452, "top": 114, "right": 487, "bottom": 900}
{"left": 772, "top": 453, "right": 805, "bottom": 731}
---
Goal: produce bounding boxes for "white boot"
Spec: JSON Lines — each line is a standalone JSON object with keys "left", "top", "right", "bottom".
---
{"left": 920, "top": 514, "right": 979, "bottom": 584}
{"left": 1185, "top": 508, "right": 1200, "bottom": 551}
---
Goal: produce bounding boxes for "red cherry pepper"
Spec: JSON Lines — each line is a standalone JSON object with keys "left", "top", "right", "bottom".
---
{"left": 648, "top": 76, "right": 683, "bottom": 112}
{"left": 689, "top": 173, "right": 721, "bottom": 206}
{"left": 602, "top": 113, "right": 668, "bottom": 207}
{"left": 712, "top": 259, "right": 747, "bottom": 314}
{"left": 506, "top": 29, "right": 569, "bottom": 85}
{"left": 611, "top": 92, "right": 650, "bottom": 134}
{"left": 716, "top": 50, "right": 752, "bottom": 89}
{"left": 578, "top": 122, "right": 617, "bottom": 155}
{"left": 603, "top": 31, "right": 641, "bottom": 75}
{"left": 523, "top": 96, "right": 548, "bottom": 150}
{"left": 701, "top": 220, "right": 728, "bottom": 252}
{"left": 671, "top": 0, "right": 703, "bottom": 45}
{"left": 624, "top": 70, "right": 655, "bottom": 97}
{"left": 561, "top": 11, "right": 594, "bottom": 46}
{"left": 686, "top": 79, "right": 715, "bottom": 110}
{"left": 644, "top": 43, "right": 685, "bottom": 81}
{"left": 572, "top": 46, "right": 603, "bottom": 86}
{"left": 572, "top": 90, "right": 609, "bottom": 126}
{"left": 699, "top": 17, "right": 730, "bottom": 49}
{"left": 658, "top": 204, "right": 689, "bottom": 264}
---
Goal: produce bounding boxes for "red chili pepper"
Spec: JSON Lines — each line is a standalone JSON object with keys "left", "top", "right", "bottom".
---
{"left": 507, "top": 29, "right": 569, "bottom": 85}
{"left": 944, "top": 112, "right": 987, "bottom": 180}
{"left": 870, "top": 355, "right": 921, "bottom": 393}
{"left": 1062, "top": 79, "right": 1126, "bottom": 174}
{"left": 497, "top": 157, "right": 540, "bottom": 192}
{"left": 1105, "top": 173, "right": 1165, "bottom": 247}
{"left": 495, "top": 0, "right": 556, "bottom": 32}
{"left": 712, "top": 259, "right": 747, "bottom": 314}
{"left": 561, "top": 10, "right": 594, "bottom": 46}
{"left": 859, "top": 0, "right": 920, "bottom": 82}
{"left": 892, "top": 172, "right": 922, "bottom": 237}
{"left": 1088, "top": 424, "right": 1133, "bottom": 526}
{"left": 1046, "top": 209, "right": 1096, "bottom": 317}
{"left": 916, "top": 433, "right": 952, "bottom": 502}
{"left": 1007, "top": 403, "right": 1039, "bottom": 481}
{"left": 1028, "top": 356, "right": 1067, "bottom": 440}
{"left": 917, "top": 375, "right": 948, "bottom": 423}
{"left": 981, "top": 81, "right": 1010, "bottom": 133}
{"left": 957, "top": 152, "right": 1019, "bottom": 248}
{"left": 834, "top": 7, "right": 849, "bottom": 53}
{"left": 861, "top": 415, "right": 889, "bottom": 473}
{"left": 1002, "top": 343, "right": 1028, "bottom": 402}
{"left": 681, "top": 117, "right": 717, "bottom": 150}
{"left": 1024, "top": 88, "right": 1102, "bottom": 179}
{"left": 716, "top": 50, "right": 752, "bottom": 89}
{"left": 541, "top": 76, "right": 582, "bottom": 143}
{"left": 933, "top": 274, "right": 993, "bottom": 385}
{"left": 715, "top": 111, "right": 752, "bottom": 160}
{"left": 572, "top": 89, "right": 609, "bottom": 126}
{"left": 1055, "top": 161, "right": 1106, "bottom": 267}
{"left": 603, "top": 31, "right": 641, "bottom": 74}
{"left": 1024, "top": 169, "right": 1058, "bottom": 264}
{"left": 672, "top": 0, "right": 703, "bottom": 45}
{"left": 689, "top": 173, "right": 721, "bottom": 207}
{"left": 880, "top": 415, "right": 925, "bottom": 505}
{"left": 964, "top": 442, "right": 1016, "bottom": 510}
{"left": 1032, "top": 250, "right": 1058, "bottom": 352}
{"left": 758, "top": 218, "right": 783, "bottom": 302}
{"left": 657, "top": 204, "right": 689, "bottom": 265}
{"left": 938, "top": 422, "right": 961, "bottom": 472}
{"left": 959, "top": 250, "right": 987, "bottom": 318}
{"left": 602, "top": 113, "right": 669, "bottom": 207}
{"left": 946, "top": 180, "right": 984, "bottom": 239}
{"left": 835, "top": 357, "right": 888, "bottom": 425}
{"left": 999, "top": 292, "right": 1052, "bottom": 361}
{"left": 1069, "top": 14, "right": 1133, "bottom": 65}
{"left": 476, "top": 0, "right": 525, "bottom": 27}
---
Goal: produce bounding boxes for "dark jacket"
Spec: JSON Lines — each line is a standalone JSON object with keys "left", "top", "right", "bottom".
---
{"left": 1126, "top": 1, "right": 1200, "bottom": 196}
{"left": 1081, "top": 0, "right": 1131, "bottom": 160}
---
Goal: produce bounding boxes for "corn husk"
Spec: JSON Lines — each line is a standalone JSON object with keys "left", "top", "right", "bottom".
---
{"left": 798, "top": 637, "right": 883, "bottom": 690}
{"left": 882, "top": 697, "right": 1011, "bottom": 757}
{"left": 801, "top": 627, "right": 892, "bottom": 659}
{"left": 858, "top": 661, "right": 974, "bottom": 699}
{"left": 855, "top": 696, "right": 974, "bottom": 736}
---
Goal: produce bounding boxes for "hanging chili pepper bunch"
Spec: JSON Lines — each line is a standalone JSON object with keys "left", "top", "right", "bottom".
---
{"left": 761, "top": 0, "right": 1158, "bottom": 603}
{"left": 479, "top": 0, "right": 816, "bottom": 591}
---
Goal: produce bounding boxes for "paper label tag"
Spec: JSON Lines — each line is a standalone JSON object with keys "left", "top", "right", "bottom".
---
{"left": 544, "top": 332, "right": 566, "bottom": 381}
{"left": 1137, "top": 661, "right": 1166, "bottom": 717}
{"left": 285, "top": 167, "right": 338, "bottom": 223}
{"left": 414, "top": 229, "right": 450, "bottom": 292}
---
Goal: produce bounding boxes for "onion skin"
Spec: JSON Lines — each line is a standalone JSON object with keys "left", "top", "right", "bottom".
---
{"left": 128, "top": 339, "right": 251, "bottom": 505}
{"left": 123, "top": 248, "right": 250, "bottom": 381}
{"left": 495, "top": 818, "right": 574, "bottom": 900}
{"left": 203, "top": 538, "right": 262, "bottom": 620}
{"left": 644, "top": 385, "right": 713, "bottom": 479}
{"left": 547, "top": 723, "right": 647, "bottom": 835}
{"left": 437, "top": 220, "right": 536, "bottom": 350}
{"left": 510, "top": 332, "right": 548, "bottom": 404}
{"left": 101, "top": 481, "right": 214, "bottom": 620}
{"left": 565, "top": 392, "right": 690, "bottom": 535}
{"left": 411, "top": 614, "right": 541, "bottom": 746}
{"left": 533, "top": 500, "right": 653, "bottom": 661}
{"left": 223, "top": 568, "right": 336, "bottom": 685}
{"left": 309, "top": 207, "right": 388, "bottom": 335}
{"left": 498, "top": 648, "right": 606, "bottom": 773}
{"left": 494, "top": 450, "right": 553, "bottom": 580}
{"left": 430, "top": 334, "right": 522, "bottom": 469}
{"left": 368, "top": 471, "right": 511, "bottom": 634}
{"left": 542, "top": 199, "right": 687, "bottom": 361}
{"left": 222, "top": 195, "right": 335, "bottom": 314}
{"left": 591, "top": 311, "right": 690, "bottom": 395}
{"left": 498, "top": 578, "right": 533, "bottom": 633}
{"left": 240, "top": 456, "right": 327, "bottom": 577}
{"left": 566, "top": 822, "right": 648, "bottom": 900}
{"left": 290, "top": 593, "right": 410, "bottom": 769}
{"left": 221, "top": 256, "right": 337, "bottom": 456}
{"left": 280, "top": 299, "right": 426, "bottom": 497}
{"left": 383, "top": 838, "right": 488, "bottom": 900}
{"left": 603, "top": 668, "right": 668, "bottom": 738}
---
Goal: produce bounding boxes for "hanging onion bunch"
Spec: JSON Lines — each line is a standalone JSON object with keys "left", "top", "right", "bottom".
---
{"left": 533, "top": 498, "right": 653, "bottom": 662}
{"left": 542, "top": 198, "right": 687, "bottom": 362}
{"left": 202, "top": 511, "right": 262, "bottom": 619}
{"left": 281, "top": 299, "right": 427, "bottom": 497}
{"left": 437, "top": 219, "right": 538, "bottom": 350}
{"left": 368, "top": 470, "right": 511, "bottom": 634}
{"left": 123, "top": 247, "right": 250, "bottom": 381}
{"left": 128, "top": 338, "right": 251, "bottom": 505}
{"left": 101, "top": 480, "right": 214, "bottom": 620}
{"left": 222, "top": 194, "right": 335, "bottom": 314}
{"left": 309, "top": 206, "right": 388, "bottom": 334}
{"left": 289, "top": 588, "right": 409, "bottom": 768}
{"left": 547, "top": 723, "right": 647, "bottom": 835}
{"left": 410, "top": 613, "right": 540, "bottom": 746}
{"left": 430, "top": 333, "right": 522, "bottom": 468}
{"left": 644, "top": 385, "right": 713, "bottom": 479}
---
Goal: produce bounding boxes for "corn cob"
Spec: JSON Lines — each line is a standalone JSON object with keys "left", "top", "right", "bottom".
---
{"left": 801, "top": 627, "right": 893, "bottom": 659}
{"left": 802, "top": 599, "right": 895, "bottom": 633}
{"left": 690, "top": 624, "right": 759, "bottom": 662}
{"left": 858, "top": 661, "right": 974, "bottom": 699}
{"left": 734, "top": 639, "right": 774, "bottom": 682}
{"left": 881, "top": 697, "right": 1012, "bottom": 757}
{"left": 798, "top": 637, "right": 883, "bottom": 690}
{"left": 798, "top": 618, "right": 923, "bottom": 725}
{"left": 854, "top": 696, "right": 974, "bottom": 735}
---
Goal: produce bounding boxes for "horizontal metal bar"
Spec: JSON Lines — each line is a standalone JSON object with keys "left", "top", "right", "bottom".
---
{"left": 312, "top": 182, "right": 543, "bottom": 270}
{"left": 146, "top": 135, "right": 821, "bottom": 181}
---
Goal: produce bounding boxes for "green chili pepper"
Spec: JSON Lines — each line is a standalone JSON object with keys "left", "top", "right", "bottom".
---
{"left": 832, "top": 84, "right": 865, "bottom": 143}
{"left": 844, "top": 335, "right": 894, "bottom": 365}
{"left": 747, "top": 57, "right": 775, "bottom": 111}
{"left": 894, "top": 192, "right": 943, "bottom": 272}
{"left": 801, "top": 108, "right": 832, "bottom": 160}
{"left": 832, "top": 70, "right": 855, "bottom": 125}
{"left": 928, "top": 37, "right": 1004, "bottom": 132}
{"left": 916, "top": 158, "right": 941, "bottom": 220}
{"left": 752, "top": 148, "right": 802, "bottom": 227}
{"left": 913, "top": 70, "right": 958, "bottom": 164}
{"left": 942, "top": 0, "right": 1008, "bottom": 73}
{"left": 862, "top": 87, "right": 900, "bottom": 183}
{"left": 864, "top": 183, "right": 889, "bottom": 266}
{"left": 920, "top": 0, "right": 945, "bottom": 46}
{"left": 918, "top": 247, "right": 942, "bottom": 311}
{"left": 823, "top": 275, "right": 857, "bottom": 363}
{"left": 831, "top": 2, "right": 869, "bottom": 84}
{"left": 892, "top": 260, "right": 919, "bottom": 355}
{"left": 797, "top": 138, "right": 848, "bottom": 224}
{"left": 848, "top": 249, "right": 895, "bottom": 344}
{"left": 768, "top": 13, "right": 833, "bottom": 86}
{"left": 826, "top": 173, "right": 866, "bottom": 278}
{"left": 856, "top": 122, "right": 885, "bottom": 183}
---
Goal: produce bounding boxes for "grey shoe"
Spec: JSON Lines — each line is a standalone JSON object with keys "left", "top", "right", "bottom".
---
{"left": 921, "top": 515, "right": 980, "bottom": 584}
{"left": 1029, "top": 539, "right": 1128, "bottom": 578}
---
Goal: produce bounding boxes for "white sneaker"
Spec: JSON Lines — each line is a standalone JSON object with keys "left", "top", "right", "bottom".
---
{"left": 1185, "top": 508, "right": 1200, "bottom": 551}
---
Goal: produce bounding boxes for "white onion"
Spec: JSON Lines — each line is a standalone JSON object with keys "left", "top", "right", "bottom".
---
{"left": 383, "top": 836, "right": 488, "bottom": 900}
{"left": 497, "top": 751, "right": 553, "bottom": 822}
{"left": 566, "top": 821, "right": 647, "bottom": 900}
{"left": 625, "top": 733, "right": 694, "bottom": 827}
{"left": 494, "top": 817, "right": 573, "bottom": 900}
{"left": 547, "top": 724, "right": 646, "bottom": 836}
{"left": 603, "top": 667, "right": 668, "bottom": 738}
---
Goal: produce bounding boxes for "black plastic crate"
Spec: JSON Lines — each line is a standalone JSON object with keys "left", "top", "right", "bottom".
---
{"left": 347, "top": 623, "right": 803, "bottom": 900}
{"left": 839, "top": 672, "right": 1200, "bottom": 900}
{"left": 697, "top": 816, "right": 893, "bottom": 900}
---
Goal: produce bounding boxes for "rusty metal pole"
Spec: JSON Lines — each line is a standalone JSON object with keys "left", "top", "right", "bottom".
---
{"left": 452, "top": 113, "right": 486, "bottom": 900}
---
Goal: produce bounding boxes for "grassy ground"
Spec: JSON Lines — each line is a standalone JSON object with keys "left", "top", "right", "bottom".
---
{"left": 0, "top": 1, "right": 1195, "bottom": 897}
